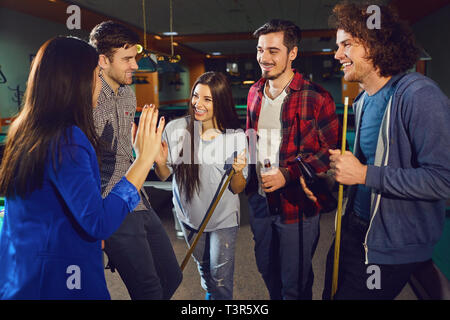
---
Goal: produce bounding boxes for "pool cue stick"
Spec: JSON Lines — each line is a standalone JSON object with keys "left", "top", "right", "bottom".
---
{"left": 331, "top": 96, "right": 349, "bottom": 299}
{"left": 180, "top": 168, "right": 236, "bottom": 272}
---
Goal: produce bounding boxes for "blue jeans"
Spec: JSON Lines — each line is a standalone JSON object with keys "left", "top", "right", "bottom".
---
{"left": 181, "top": 223, "right": 238, "bottom": 300}
{"left": 247, "top": 193, "right": 320, "bottom": 300}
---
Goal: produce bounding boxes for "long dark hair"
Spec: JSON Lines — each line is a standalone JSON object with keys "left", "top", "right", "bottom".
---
{"left": 174, "top": 71, "right": 240, "bottom": 200}
{"left": 0, "top": 36, "right": 100, "bottom": 198}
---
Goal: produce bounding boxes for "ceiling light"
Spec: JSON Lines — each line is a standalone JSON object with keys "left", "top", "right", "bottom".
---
{"left": 211, "top": 52, "right": 222, "bottom": 56}
{"left": 137, "top": 50, "right": 157, "bottom": 73}
{"left": 162, "top": 32, "right": 178, "bottom": 36}
{"left": 154, "top": 35, "right": 162, "bottom": 40}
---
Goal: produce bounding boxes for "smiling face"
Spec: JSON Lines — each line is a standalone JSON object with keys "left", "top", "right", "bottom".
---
{"left": 192, "top": 83, "right": 217, "bottom": 130}
{"left": 99, "top": 44, "right": 138, "bottom": 92}
{"left": 257, "top": 31, "right": 297, "bottom": 80}
{"left": 335, "top": 29, "right": 377, "bottom": 83}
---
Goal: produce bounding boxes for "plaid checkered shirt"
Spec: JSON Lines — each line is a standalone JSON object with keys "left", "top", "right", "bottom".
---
{"left": 246, "top": 70, "right": 339, "bottom": 223}
{"left": 93, "top": 77, "right": 148, "bottom": 211}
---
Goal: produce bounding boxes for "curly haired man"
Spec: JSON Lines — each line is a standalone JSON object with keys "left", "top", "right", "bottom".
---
{"left": 322, "top": 3, "right": 450, "bottom": 300}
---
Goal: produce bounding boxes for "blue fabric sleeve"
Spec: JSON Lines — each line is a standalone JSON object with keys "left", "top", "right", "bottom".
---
{"left": 48, "top": 133, "right": 140, "bottom": 240}
{"left": 365, "top": 85, "right": 450, "bottom": 200}
{"left": 109, "top": 177, "right": 141, "bottom": 211}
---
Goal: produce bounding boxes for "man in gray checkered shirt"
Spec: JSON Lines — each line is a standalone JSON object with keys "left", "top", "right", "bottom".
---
{"left": 90, "top": 21, "right": 182, "bottom": 300}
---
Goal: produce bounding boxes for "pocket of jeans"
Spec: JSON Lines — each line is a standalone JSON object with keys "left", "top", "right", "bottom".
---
{"left": 247, "top": 193, "right": 269, "bottom": 218}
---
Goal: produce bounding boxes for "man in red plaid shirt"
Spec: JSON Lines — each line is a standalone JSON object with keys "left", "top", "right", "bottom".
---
{"left": 246, "top": 19, "right": 339, "bottom": 300}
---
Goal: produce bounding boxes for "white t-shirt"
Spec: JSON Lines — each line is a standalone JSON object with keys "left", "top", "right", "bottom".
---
{"left": 256, "top": 85, "right": 287, "bottom": 196}
{"left": 162, "top": 117, "right": 248, "bottom": 231}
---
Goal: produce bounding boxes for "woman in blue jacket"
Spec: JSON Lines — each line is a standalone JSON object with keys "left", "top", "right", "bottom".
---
{"left": 0, "top": 36, "right": 165, "bottom": 299}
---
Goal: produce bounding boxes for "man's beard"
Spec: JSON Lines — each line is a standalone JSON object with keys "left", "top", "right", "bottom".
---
{"left": 108, "top": 70, "right": 132, "bottom": 86}
{"left": 261, "top": 62, "right": 288, "bottom": 80}
{"left": 343, "top": 60, "right": 373, "bottom": 84}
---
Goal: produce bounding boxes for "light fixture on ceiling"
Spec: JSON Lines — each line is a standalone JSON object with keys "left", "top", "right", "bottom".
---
{"left": 156, "top": 56, "right": 185, "bottom": 74}
{"left": 137, "top": 52, "right": 157, "bottom": 73}
{"left": 137, "top": 51, "right": 158, "bottom": 72}
{"left": 137, "top": 0, "right": 183, "bottom": 73}
{"left": 137, "top": 0, "right": 157, "bottom": 72}
{"left": 162, "top": 32, "right": 178, "bottom": 36}
{"left": 167, "top": 0, "right": 179, "bottom": 63}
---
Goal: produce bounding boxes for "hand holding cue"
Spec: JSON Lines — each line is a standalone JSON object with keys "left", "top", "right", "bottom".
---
{"left": 331, "top": 96, "right": 349, "bottom": 299}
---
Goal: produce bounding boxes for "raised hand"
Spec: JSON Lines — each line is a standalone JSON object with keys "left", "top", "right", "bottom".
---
{"left": 125, "top": 105, "right": 166, "bottom": 191}
{"left": 155, "top": 141, "right": 168, "bottom": 167}
{"left": 133, "top": 104, "right": 165, "bottom": 165}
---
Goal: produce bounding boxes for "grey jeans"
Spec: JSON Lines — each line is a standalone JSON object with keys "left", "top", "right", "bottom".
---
{"left": 181, "top": 223, "right": 238, "bottom": 300}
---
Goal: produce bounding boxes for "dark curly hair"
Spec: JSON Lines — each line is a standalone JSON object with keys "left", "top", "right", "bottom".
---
{"left": 330, "top": 2, "right": 419, "bottom": 77}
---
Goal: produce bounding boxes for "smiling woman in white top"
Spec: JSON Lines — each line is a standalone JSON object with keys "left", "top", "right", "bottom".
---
{"left": 155, "top": 72, "right": 248, "bottom": 300}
